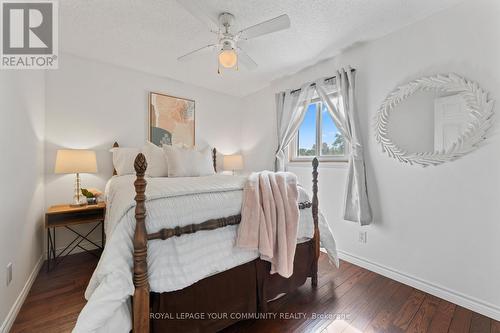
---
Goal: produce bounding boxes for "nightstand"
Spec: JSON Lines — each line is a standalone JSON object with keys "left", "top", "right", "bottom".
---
{"left": 45, "top": 202, "right": 106, "bottom": 271}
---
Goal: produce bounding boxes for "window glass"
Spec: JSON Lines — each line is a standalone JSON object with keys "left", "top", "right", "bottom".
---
{"left": 297, "top": 103, "right": 317, "bottom": 157}
{"left": 321, "top": 105, "right": 345, "bottom": 156}
{"left": 293, "top": 99, "right": 347, "bottom": 161}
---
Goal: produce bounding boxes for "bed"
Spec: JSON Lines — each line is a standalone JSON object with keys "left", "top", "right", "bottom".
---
{"left": 74, "top": 143, "right": 337, "bottom": 333}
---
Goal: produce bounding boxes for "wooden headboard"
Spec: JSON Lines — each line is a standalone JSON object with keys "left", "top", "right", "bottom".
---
{"left": 112, "top": 142, "right": 218, "bottom": 176}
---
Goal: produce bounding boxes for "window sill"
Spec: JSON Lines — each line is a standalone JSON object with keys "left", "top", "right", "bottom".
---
{"left": 287, "top": 159, "right": 348, "bottom": 169}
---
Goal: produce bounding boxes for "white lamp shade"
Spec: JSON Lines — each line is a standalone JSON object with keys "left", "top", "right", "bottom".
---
{"left": 223, "top": 154, "right": 243, "bottom": 171}
{"left": 54, "top": 149, "right": 97, "bottom": 174}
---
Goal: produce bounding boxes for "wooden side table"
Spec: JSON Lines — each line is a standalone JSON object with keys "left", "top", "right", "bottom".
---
{"left": 45, "top": 202, "right": 106, "bottom": 271}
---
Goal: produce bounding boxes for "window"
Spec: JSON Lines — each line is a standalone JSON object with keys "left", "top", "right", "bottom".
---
{"left": 291, "top": 98, "right": 348, "bottom": 162}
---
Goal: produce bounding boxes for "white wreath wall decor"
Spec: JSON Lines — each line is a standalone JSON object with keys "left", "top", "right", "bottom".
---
{"left": 375, "top": 73, "right": 495, "bottom": 167}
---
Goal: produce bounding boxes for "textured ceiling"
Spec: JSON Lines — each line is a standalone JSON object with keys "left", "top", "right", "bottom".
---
{"left": 60, "top": 0, "right": 465, "bottom": 97}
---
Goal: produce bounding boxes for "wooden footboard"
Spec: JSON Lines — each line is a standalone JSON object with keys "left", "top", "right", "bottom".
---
{"left": 130, "top": 153, "right": 320, "bottom": 333}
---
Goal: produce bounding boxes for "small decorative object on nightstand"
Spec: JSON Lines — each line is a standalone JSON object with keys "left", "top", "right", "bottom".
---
{"left": 81, "top": 188, "right": 103, "bottom": 205}
{"left": 223, "top": 154, "right": 243, "bottom": 175}
{"left": 45, "top": 202, "right": 106, "bottom": 271}
{"left": 54, "top": 149, "right": 97, "bottom": 207}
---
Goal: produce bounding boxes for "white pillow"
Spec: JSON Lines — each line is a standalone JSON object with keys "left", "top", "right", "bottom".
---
{"left": 110, "top": 147, "right": 140, "bottom": 176}
{"left": 110, "top": 142, "right": 169, "bottom": 177}
{"left": 163, "top": 145, "right": 215, "bottom": 177}
{"left": 142, "top": 141, "right": 168, "bottom": 177}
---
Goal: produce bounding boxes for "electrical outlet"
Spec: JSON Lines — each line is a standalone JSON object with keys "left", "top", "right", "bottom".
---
{"left": 6, "top": 263, "right": 12, "bottom": 286}
{"left": 358, "top": 231, "right": 367, "bottom": 244}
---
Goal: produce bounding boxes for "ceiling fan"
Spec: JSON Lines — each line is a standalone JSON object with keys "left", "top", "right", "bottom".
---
{"left": 176, "top": 0, "right": 291, "bottom": 72}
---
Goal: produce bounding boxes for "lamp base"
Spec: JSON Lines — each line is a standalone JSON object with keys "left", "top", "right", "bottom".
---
{"left": 71, "top": 173, "right": 87, "bottom": 208}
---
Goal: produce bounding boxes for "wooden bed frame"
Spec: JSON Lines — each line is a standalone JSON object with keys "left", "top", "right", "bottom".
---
{"left": 111, "top": 143, "right": 320, "bottom": 333}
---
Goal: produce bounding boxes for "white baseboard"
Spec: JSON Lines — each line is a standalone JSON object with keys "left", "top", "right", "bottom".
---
{"left": 0, "top": 255, "right": 44, "bottom": 333}
{"left": 337, "top": 250, "right": 500, "bottom": 321}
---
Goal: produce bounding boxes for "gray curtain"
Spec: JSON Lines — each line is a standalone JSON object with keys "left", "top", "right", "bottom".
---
{"left": 315, "top": 67, "right": 372, "bottom": 225}
{"left": 275, "top": 84, "right": 315, "bottom": 171}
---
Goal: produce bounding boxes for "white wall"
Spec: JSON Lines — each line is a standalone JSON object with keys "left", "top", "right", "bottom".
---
{"left": 45, "top": 54, "right": 244, "bottom": 249}
{"left": 0, "top": 71, "right": 45, "bottom": 331}
{"left": 241, "top": 0, "right": 500, "bottom": 319}
{"left": 241, "top": 87, "right": 276, "bottom": 172}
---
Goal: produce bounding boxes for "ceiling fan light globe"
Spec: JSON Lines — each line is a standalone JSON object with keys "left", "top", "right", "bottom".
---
{"left": 218, "top": 49, "right": 237, "bottom": 68}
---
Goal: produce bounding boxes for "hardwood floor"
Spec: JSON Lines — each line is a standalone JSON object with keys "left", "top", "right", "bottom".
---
{"left": 10, "top": 252, "right": 499, "bottom": 333}
{"left": 10, "top": 252, "right": 98, "bottom": 333}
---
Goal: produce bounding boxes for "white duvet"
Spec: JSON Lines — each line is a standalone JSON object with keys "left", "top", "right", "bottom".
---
{"left": 73, "top": 174, "right": 338, "bottom": 333}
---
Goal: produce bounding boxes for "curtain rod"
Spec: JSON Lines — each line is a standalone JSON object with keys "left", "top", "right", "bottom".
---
{"left": 290, "top": 68, "right": 356, "bottom": 95}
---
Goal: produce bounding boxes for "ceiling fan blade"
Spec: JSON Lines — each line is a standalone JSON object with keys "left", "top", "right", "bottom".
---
{"left": 177, "top": 44, "right": 216, "bottom": 62}
{"left": 237, "top": 48, "right": 258, "bottom": 70}
{"left": 176, "top": 0, "right": 219, "bottom": 32}
{"left": 238, "top": 14, "right": 290, "bottom": 40}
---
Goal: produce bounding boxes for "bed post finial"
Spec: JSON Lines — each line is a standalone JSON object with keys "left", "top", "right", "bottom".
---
{"left": 134, "top": 153, "right": 147, "bottom": 176}
{"left": 311, "top": 157, "right": 319, "bottom": 288}
{"left": 133, "top": 153, "right": 150, "bottom": 333}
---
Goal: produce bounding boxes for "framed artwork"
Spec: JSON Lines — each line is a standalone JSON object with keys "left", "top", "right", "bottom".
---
{"left": 148, "top": 92, "right": 195, "bottom": 147}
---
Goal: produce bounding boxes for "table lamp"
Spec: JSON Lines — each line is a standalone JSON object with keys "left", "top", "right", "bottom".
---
{"left": 55, "top": 149, "right": 97, "bottom": 207}
{"left": 223, "top": 154, "right": 243, "bottom": 175}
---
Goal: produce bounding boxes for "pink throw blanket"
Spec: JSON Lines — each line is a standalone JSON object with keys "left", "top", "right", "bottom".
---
{"left": 236, "top": 171, "right": 299, "bottom": 278}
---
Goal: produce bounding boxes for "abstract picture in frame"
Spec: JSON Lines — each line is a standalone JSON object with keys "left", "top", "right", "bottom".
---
{"left": 148, "top": 92, "right": 195, "bottom": 147}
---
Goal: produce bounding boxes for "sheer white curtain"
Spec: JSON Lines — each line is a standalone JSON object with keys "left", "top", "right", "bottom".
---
{"left": 275, "top": 83, "right": 315, "bottom": 171}
{"left": 315, "top": 67, "right": 372, "bottom": 225}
